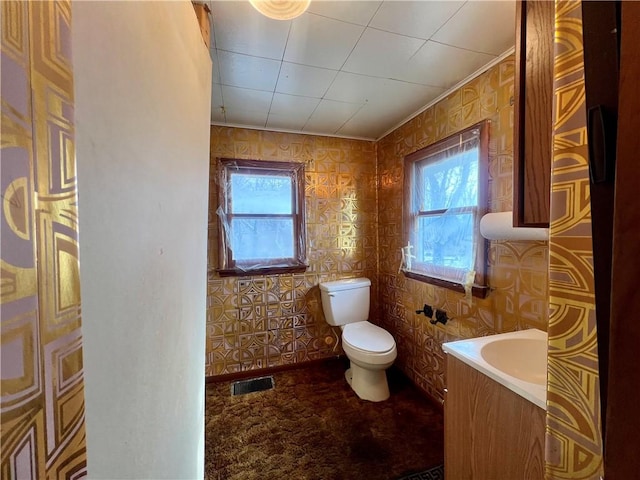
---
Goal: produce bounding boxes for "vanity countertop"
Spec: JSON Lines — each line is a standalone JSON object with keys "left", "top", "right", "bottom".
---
{"left": 442, "top": 329, "right": 547, "bottom": 410}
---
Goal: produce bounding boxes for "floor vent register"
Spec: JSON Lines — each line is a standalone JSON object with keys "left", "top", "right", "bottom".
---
{"left": 231, "top": 376, "right": 275, "bottom": 396}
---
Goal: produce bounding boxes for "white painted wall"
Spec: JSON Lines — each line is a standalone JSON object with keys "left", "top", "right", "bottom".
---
{"left": 73, "top": 2, "right": 211, "bottom": 478}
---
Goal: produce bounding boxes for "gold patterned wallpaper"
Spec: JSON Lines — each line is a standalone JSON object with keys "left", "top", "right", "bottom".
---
{"left": 376, "top": 56, "right": 549, "bottom": 401}
{"left": 206, "top": 56, "right": 550, "bottom": 390}
{"left": 0, "top": 1, "right": 600, "bottom": 478}
{"left": 545, "top": 1, "right": 603, "bottom": 478}
{"left": 1, "top": 1, "right": 87, "bottom": 478}
{"left": 205, "top": 16, "right": 604, "bottom": 476}
{"left": 206, "top": 128, "right": 378, "bottom": 376}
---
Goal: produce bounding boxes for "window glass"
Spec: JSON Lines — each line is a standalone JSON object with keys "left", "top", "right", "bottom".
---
{"left": 418, "top": 213, "right": 474, "bottom": 270}
{"left": 402, "top": 121, "right": 489, "bottom": 297}
{"left": 230, "top": 173, "right": 292, "bottom": 214}
{"left": 230, "top": 218, "right": 294, "bottom": 260}
{"left": 216, "top": 159, "right": 307, "bottom": 276}
{"left": 419, "top": 150, "right": 478, "bottom": 211}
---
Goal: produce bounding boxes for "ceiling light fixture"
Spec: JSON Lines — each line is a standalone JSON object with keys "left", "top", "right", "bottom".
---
{"left": 249, "top": 0, "right": 311, "bottom": 21}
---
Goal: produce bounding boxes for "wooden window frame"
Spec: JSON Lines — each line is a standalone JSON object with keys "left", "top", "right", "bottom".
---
{"left": 216, "top": 158, "right": 307, "bottom": 277}
{"left": 402, "top": 121, "right": 490, "bottom": 298}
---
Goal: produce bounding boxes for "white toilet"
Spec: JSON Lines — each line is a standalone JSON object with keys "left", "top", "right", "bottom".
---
{"left": 319, "top": 278, "right": 397, "bottom": 402}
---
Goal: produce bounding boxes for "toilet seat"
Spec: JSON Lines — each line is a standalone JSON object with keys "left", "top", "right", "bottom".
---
{"left": 342, "top": 321, "right": 395, "bottom": 353}
{"left": 342, "top": 321, "right": 397, "bottom": 366}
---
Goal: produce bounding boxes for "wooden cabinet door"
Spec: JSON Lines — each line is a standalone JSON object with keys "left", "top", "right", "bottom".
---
{"left": 445, "top": 355, "right": 545, "bottom": 479}
{"left": 513, "top": 0, "right": 555, "bottom": 227}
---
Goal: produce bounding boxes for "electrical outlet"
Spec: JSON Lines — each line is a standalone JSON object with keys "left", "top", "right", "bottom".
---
{"left": 435, "top": 309, "right": 448, "bottom": 325}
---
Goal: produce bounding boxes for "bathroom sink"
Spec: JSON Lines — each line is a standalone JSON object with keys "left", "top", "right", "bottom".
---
{"left": 442, "top": 329, "right": 547, "bottom": 410}
{"left": 480, "top": 338, "right": 547, "bottom": 385}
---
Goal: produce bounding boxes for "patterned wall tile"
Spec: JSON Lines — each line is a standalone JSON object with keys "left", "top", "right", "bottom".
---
{"left": 1, "top": 1, "right": 87, "bottom": 477}
{"left": 376, "top": 56, "right": 550, "bottom": 403}
{"left": 205, "top": 52, "right": 549, "bottom": 430}
{"left": 206, "top": 128, "right": 377, "bottom": 376}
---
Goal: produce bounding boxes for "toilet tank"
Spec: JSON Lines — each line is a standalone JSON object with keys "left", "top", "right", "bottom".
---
{"left": 319, "top": 278, "right": 371, "bottom": 326}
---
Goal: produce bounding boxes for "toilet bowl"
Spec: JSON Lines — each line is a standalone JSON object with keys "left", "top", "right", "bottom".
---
{"left": 319, "top": 278, "right": 397, "bottom": 402}
{"left": 341, "top": 321, "right": 397, "bottom": 401}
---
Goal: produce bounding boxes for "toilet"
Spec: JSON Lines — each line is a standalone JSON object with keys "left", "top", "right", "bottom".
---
{"left": 319, "top": 278, "right": 397, "bottom": 402}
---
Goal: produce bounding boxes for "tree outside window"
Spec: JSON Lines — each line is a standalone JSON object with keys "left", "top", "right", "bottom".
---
{"left": 402, "top": 121, "right": 489, "bottom": 298}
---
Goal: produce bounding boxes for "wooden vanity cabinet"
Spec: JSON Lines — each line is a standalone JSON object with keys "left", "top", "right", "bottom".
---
{"left": 444, "top": 355, "right": 545, "bottom": 479}
{"left": 513, "top": 0, "right": 555, "bottom": 227}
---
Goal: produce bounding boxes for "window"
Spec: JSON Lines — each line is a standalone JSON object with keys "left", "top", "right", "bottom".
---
{"left": 216, "top": 158, "right": 307, "bottom": 276}
{"left": 402, "top": 121, "right": 489, "bottom": 298}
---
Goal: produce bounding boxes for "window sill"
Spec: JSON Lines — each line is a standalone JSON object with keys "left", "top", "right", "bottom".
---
{"left": 402, "top": 269, "right": 489, "bottom": 299}
{"left": 216, "top": 264, "right": 308, "bottom": 277}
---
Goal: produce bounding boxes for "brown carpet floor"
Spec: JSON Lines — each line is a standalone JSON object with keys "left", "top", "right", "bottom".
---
{"left": 205, "top": 358, "right": 444, "bottom": 480}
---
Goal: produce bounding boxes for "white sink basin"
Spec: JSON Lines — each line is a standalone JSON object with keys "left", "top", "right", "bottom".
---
{"left": 480, "top": 338, "right": 547, "bottom": 385}
{"left": 443, "top": 329, "right": 547, "bottom": 410}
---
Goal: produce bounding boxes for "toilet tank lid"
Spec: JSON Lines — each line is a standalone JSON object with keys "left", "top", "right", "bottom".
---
{"left": 319, "top": 278, "right": 371, "bottom": 292}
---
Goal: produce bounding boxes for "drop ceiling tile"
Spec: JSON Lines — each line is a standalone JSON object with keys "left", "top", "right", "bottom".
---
{"left": 342, "top": 28, "right": 424, "bottom": 79}
{"left": 335, "top": 104, "right": 392, "bottom": 139}
{"left": 211, "top": 83, "right": 226, "bottom": 123}
{"left": 266, "top": 95, "right": 320, "bottom": 131}
{"left": 398, "top": 41, "right": 496, "bottom": 89}
{"left": 266, "top": 113, "right": 309, "bottom": 132}
{"left": 275, "top": 63, "right": 338, "bottom": 98}
{"left": 211, "top": 109, "right": 225, "bottom": 123}
{"left": 269, "top": 93, "right": 320, "bottom": 118}
{"left": 336, "top": 80, "right": 444, "bottom": 139}
{"left": 303, "top": 99, "right": 364, "bottom": 134}
{"left": 225, "top": 108, "right": 268, "bottom": 127}
{"left": 306, "top": 1, "right": 382, "bottom": 26}
{"left": 211, "top": 82, "right": 224, "bottom": 109}
{"left": 284, "top": 13, "right": 365, "bottom": 69}
{"left": 211, "top": 49, "right": 222, "bottom": 84}
{"left": 431, "top": 1, "right": 516, "bottom": 55}
{"left": 209, "top": 18, "right": 217, "bottom": 50}
{"left": 209, "top": 0, "right": 516, "bottom": 138}
{"left": 211, "top": 2, "right": 290, "bottom": 60}
{"left": 221, "top": 85, "right": 273, "bottom": 113}
{"left": 325, "top": 72, "right": 443, "bottom": 106}
{"left": 324, "top": 72, "right": 391, "bottom": 104}
{"left": 370, "top": 84, "right": 442, "bottom": 121}
{"left": 217, "top": 50, "right": 281, "bottom": 91}
{"left": 369, "top": 1, "right": 464, "bottom": 40}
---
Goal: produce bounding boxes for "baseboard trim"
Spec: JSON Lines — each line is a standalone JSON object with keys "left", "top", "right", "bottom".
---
{"left": 206, "top": 357, "right": 444, "bottom": 412}
{"left": 205, "top": 356, "right": 345, "bottom": 384}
